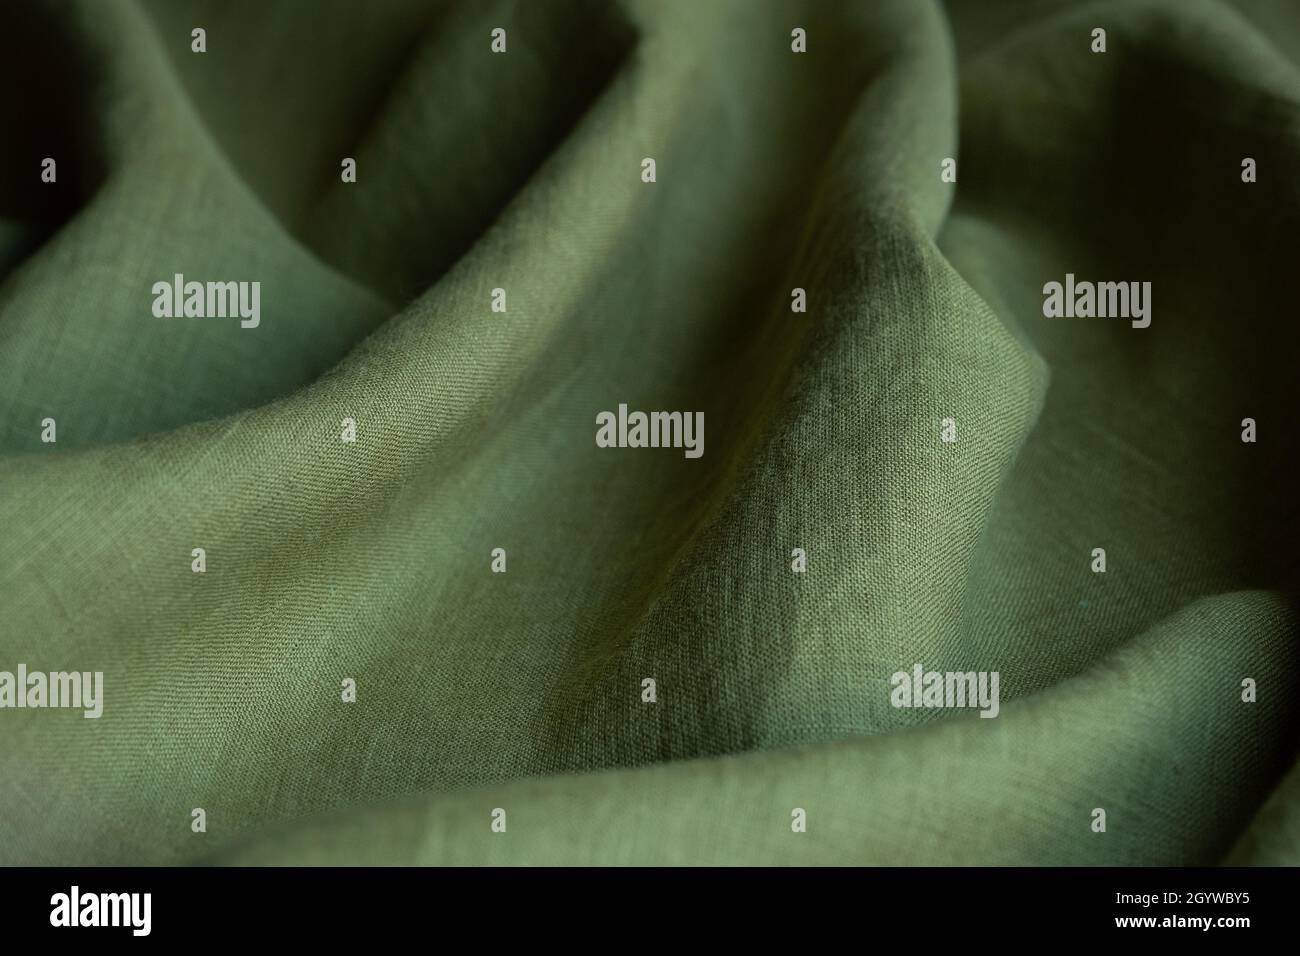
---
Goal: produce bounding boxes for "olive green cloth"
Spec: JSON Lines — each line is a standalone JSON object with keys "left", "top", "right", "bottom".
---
{"left": 1, "top": 0, "right": 1297, "bottom": 866}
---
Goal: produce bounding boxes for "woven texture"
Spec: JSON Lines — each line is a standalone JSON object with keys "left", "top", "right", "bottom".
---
{"left": 0, "top": 0, "right": 1297, "bottom": 865}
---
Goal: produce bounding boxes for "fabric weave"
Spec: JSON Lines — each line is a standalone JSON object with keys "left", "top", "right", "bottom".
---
{"left": 0, "top": 0, "right": 1296, "bottom": 866}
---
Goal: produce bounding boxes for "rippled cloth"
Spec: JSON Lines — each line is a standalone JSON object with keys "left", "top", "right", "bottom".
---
{"left": 1, "top": 0, "right": 1297, "bottom": 866}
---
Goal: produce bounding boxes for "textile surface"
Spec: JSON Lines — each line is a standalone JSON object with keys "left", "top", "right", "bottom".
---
{"left": 1, "top": 0, "right": 1297, "bottom": 865}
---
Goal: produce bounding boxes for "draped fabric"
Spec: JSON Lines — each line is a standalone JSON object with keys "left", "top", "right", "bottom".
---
{"left": 1, "top": 0, "right": 1297, "bottom": 866}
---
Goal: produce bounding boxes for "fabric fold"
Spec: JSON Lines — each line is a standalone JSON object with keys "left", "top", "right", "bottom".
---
{"left": 0, "top": 0, "right": 1295, "bottom": 866}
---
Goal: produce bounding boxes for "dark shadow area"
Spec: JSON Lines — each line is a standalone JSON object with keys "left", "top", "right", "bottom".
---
{"left": 0, "top": 4, "right": 109, "bottom": 240}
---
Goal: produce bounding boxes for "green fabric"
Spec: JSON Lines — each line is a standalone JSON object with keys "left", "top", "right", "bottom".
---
{"left": 1, "top": 0, "right": 1297, "bottom": 866}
